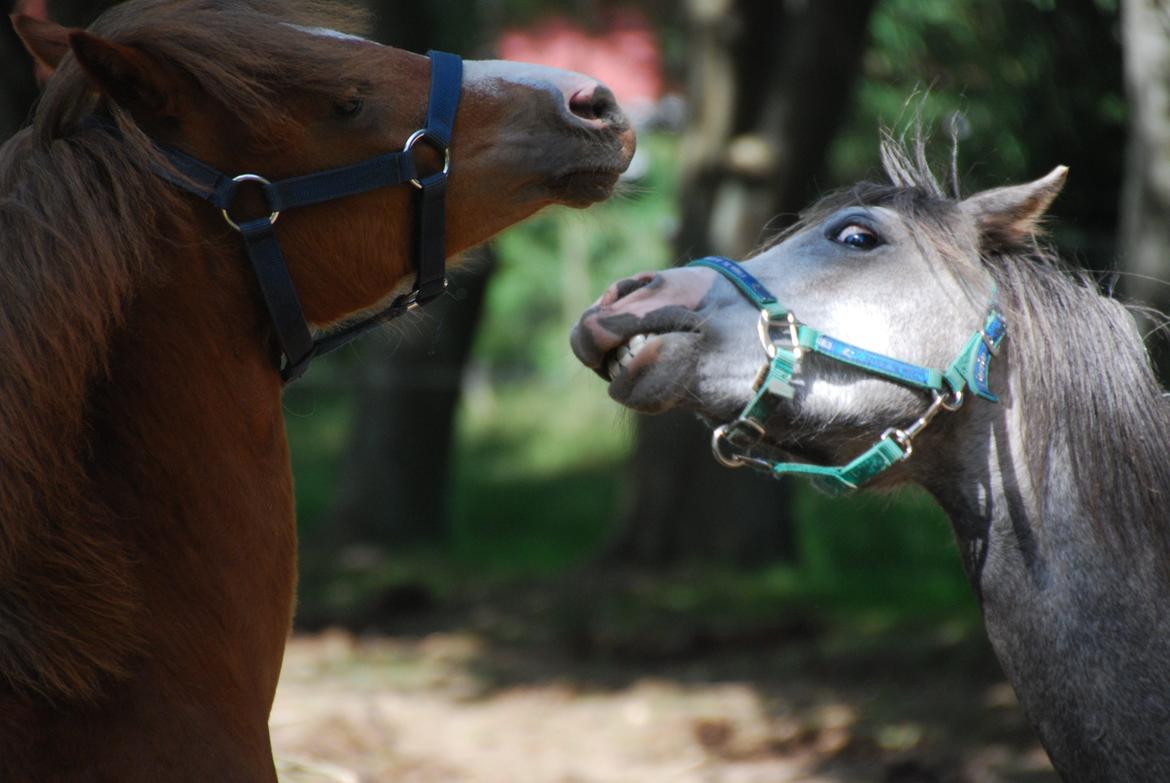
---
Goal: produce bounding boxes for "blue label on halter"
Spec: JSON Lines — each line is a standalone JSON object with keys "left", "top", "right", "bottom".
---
{"left": 984, "top": 311, "right": 1006, "bottom": 344}
{"left": 814, "top": 335, "right": 936, "bottom": 388}
{"left": 968, "top": 312, "right": 1005, "bottom": 401}
{"left": 689, "top": 257, "right": 777, "bottom": 306}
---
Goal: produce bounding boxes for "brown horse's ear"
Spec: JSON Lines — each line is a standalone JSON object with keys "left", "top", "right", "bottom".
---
{"left": 960, "top": 166, "right": 1069, "bottom": 250}
{"left": 67, "top": 31, "right": 182, "bottom": 119}
{"left": 11, "top": 14, "right": 74, "bottom": 76}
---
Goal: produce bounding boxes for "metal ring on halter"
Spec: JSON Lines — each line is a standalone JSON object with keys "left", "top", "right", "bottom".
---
{"left": 712, "top": 424, "right": 747, "bottom": 468}
{"left": 712, "top": 418, "right": 770, "bottom": 469}
{"left": 404, "top": 129, "right": 451, "bottom": 189}
{"left": 221, "top": 174, "right": 279, "bottom": 232}
{"left": 938, "top": 386, "right": 965, "bottom": 412}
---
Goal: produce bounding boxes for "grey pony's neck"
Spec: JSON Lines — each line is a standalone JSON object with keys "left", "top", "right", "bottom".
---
{"left": 920, "top": 390, "right": 1170, "bottom": 782}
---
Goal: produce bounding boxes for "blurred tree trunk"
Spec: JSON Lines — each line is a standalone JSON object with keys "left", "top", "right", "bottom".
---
{"left": 322, "top": 2, "right": 493, "bottom": 550}
{"left": 326, "top": 251, "right": 496, "bottom": 548}
{"left": 1120, "top": 0, "right": 1170, "bottom": 380}
{"left": 0, "top": 4, "right": 39, "bottom": 141}
{"left": 609, "top": 0, "right": 877, "bottom": 565}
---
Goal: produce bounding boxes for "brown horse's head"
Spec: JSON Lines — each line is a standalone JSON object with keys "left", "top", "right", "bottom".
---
{"left": 0, "top": 0, "right": 635, "bottom": 711}
{"left": 13, "top": 1, "right": 636, "bottom": 325}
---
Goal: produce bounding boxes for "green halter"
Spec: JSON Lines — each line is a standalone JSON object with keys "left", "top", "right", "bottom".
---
{"left": 690, "top": 256, "right": 1006, "bottom": 496}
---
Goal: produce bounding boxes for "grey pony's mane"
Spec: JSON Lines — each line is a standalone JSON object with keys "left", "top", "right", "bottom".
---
{"left": 790, "top": 137, "right": 1170, "bottom": 552}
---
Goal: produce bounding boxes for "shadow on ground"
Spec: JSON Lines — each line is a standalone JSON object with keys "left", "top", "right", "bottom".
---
{"left": 277, "top": 570, "right": 1055, "bottom": 783}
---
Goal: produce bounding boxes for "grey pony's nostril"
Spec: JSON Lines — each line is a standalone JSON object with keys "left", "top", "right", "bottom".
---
{"left": 613, "top": 275, "right": 651, "bottom": 301}
{"left": 569, "top": 84, "right": 620, "bottom": 125}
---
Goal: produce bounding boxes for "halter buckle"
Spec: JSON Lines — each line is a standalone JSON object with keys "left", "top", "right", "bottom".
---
{"left": 757, "top": 309, "right": 800, "bottom": 360}
{"left": 404, "top": 129, "right": 451, "bottom": 189}
{"left": 221, "top": 174, "right": 279, "bottom": 232}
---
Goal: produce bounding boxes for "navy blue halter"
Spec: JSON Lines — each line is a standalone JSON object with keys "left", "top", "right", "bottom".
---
{"left": 149, "top": 50, "right": 463, "bottom": 382}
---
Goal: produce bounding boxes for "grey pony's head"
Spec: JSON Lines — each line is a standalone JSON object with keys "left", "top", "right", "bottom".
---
{"left": 573, "top": 137, "right": 1170, "bottom": 546}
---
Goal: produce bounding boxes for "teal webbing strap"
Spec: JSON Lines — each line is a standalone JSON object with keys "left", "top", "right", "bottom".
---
{"left": 795, "top": 326, "right": 945, "bottom": 391}
{"left": 693, "top": 255, "right": 1006, "bottom": 495}
{"left": 770, "top": 436, "right": 908, "bottom": 496}
{"left": 742, "top": 358, "right": 799, "bottom": 423}
{"left": 693, "top": 256, "right": 960, "bottom": 394}
{"left": 690, "top": 256, "right": 777, "bottom": 307}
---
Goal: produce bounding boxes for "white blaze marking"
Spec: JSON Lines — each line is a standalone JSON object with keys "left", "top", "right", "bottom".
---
{"left": 463, "top": 59, "right": 584, "bottom": 99}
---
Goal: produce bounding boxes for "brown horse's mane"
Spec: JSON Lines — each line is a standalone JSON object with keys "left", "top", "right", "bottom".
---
{"left": 776, "top": 136, "right": 1170, "bottom": 555}
{"left": 0, "top": 0, "right": 368, "bottom": 701}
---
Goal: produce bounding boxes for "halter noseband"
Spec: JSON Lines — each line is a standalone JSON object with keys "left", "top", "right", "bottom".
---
{"left": 689, "top": 256, "right": 1006, "bottom": 495}
{"left": 148, "top": 50, "right": 463, "bottom": 382}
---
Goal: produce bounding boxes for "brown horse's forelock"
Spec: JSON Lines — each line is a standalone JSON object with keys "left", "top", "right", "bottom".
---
{"left": 0, "top": 0, "right": 370, "bottom": 702}
{"left": 777, "top": 137, "right": 1170, "bottom": 554}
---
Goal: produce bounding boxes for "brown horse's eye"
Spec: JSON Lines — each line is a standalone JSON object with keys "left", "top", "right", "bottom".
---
{"left": 332, "top": 96, "right": 364, "bottom": 119}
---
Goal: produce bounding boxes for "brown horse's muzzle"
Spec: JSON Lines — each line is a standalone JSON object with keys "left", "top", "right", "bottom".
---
{"left": 459, "top": 60, "right": 636, "bottom": 208}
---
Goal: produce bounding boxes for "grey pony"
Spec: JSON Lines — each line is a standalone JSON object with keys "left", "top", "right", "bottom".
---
{"left": 571, "top": 140, "right": 1170, "bottom": 781}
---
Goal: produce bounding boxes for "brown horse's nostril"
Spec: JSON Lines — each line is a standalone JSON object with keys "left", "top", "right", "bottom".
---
{"left": 569, "top": 84, "right": 622, "bottom": 127}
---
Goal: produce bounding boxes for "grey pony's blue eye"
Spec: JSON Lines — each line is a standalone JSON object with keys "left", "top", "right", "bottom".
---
{"left": 831, "top": 223, "right": 883, "bottom": 250}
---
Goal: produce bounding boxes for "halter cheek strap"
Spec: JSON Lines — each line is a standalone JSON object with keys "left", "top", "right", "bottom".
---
{"left": 690, "top": 256, "right": 1006, "bottom": 495}
{"left": 148, "top": 50, "right": 463, "bottom": 382}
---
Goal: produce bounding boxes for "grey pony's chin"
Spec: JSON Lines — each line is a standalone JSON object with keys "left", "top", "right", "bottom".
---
{"left": 605, "top": 333, "right": 702, "bottom": 413}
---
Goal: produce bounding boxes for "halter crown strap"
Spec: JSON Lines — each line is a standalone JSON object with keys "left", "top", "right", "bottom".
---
{"left": 147, "top": 50, "right": 463, "bottom": 382}
{"left": 691, "top": 256, "right": 1006, "bottom": 495}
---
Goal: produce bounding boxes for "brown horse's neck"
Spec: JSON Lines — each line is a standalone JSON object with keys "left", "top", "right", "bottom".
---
{"left": 13, "top": 216, "right": 294, "bottom": 782}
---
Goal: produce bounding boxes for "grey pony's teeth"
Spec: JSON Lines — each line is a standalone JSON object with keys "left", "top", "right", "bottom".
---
{"left": 607, "top": 333, "right": 650, "bottom": 381}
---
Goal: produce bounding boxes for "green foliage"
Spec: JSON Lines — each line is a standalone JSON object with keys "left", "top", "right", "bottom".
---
{"left": 832, "top": 0, "right": 1125, "bottom": 268}
{"left": 474, "top": 134, "right": 679, "bottom": 380}
{"left": 288, "top": 0, "right": 1126, "bottom": 630}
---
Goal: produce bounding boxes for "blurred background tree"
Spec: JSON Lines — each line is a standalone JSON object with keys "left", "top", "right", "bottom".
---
{"left": 319, "top": 3, "right": 491, "bottom": 558}
{"left": 0, "top": 0, "right": 1147, "bottom": 637}
{"left": 1121, "top": 0, "right": 1170, "bottom": 373}
{"left": 612, "top": 0, "right": 877, "bottom": 568}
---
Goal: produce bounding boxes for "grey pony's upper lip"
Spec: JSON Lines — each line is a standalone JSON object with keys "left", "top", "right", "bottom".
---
{"left": 571, "top": 306, "right": 705, "bottom": 381}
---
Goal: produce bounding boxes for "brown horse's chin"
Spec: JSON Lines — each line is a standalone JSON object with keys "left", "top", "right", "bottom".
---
{"left": 548, "top": 169, "right": 624, "bottom": 207}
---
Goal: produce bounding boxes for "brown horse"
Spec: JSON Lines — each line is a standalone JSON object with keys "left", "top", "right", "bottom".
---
{"left": 0, "top": 1, "right": 634, "bottom": 780}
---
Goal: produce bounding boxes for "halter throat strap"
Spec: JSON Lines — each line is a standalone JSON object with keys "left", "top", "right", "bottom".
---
{"left": 689, "top": 256, "right": 1006, "bottom": 495}
{"left": 148, "top": 50, "right": 463, "bottom": 382}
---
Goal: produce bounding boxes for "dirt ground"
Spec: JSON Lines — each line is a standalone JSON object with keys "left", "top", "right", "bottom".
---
{"left": 271, "top": 628, "right": 1057, "bottom": 783}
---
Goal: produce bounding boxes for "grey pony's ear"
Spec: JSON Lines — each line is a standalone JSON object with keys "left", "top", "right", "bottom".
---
{"left": 960, "top": 165, "right": 1068, "bottom": 250}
